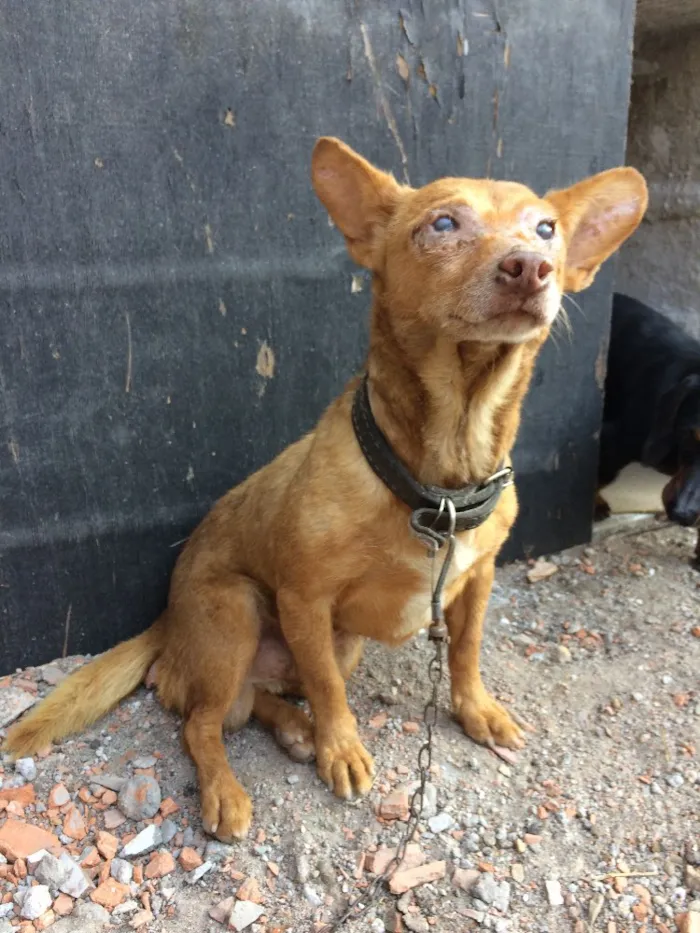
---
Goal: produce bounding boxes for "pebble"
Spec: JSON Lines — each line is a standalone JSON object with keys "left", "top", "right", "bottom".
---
{"left": 121, "top": 823, "right": 162, "bottom": 857}
{"left": 296, "top": 853, "right": 311, "bottom": 882}
{"left": 511, "top": 864, "right": 525, "bottom": 883}
{"left": 41, "top": 665, "right": 67, "bottom": 685}
{"left": 0, "top": 687, "right": 36, "bottom": 729}
{"left": 286, "top": 774, "right": 300, "bottom": 785}
{"left": 58, "top": 853, "right": 93, "bottom": 898}
{"left": 420, "top": 782, "right": 438, "bottom": 819}
{"left": 145, "top": 849, "right": 176, "bottom": 879}
{"left": 546, "top": 878, "right": 564, "bottom": 906}
{"left": 111, "top": 857, "right": 133, "bottom": 885}
{"left": 34, "top": 852, "right": 69, "bottom": 888}
{"left": 131, "top": 756, "right": 157, "bottom": 769}
{"left": 205, "top": 840, "right": 237, "bottom": 862}
{"left": 186, "top": 860, "right": 214, "bottom": 884}
{"left": 229, "top": 900, "right": 265, "bottom": 931}
{"left": 20, "top": 885, "right": 52, "bottom": 920}
{"left": 370, "top": 920, "right": 386, "bottom": 933}
{"left": 303, "top": 884, "right": 323, "bottom": 907}
{"left": 428, "top": 811, "right": 454, "bottom": 834}
{"left": 666, "top": 772, "right": 685, "bottom": 788}
{"left": 14, "top": 758, "right": 37, "bottom": 782}
{"left": 118, "top": 774, "right": 161, "bottom": 820}
{"left": 160, "top": 818, "right": 178, "bottom": 844}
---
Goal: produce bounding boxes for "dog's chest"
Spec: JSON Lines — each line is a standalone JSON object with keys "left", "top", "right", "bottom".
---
{"left": 394, "top": 535, "right": 479, "bottom": 640}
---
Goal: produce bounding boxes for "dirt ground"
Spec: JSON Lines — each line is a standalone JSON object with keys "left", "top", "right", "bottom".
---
{"left": 1, "top": 520, "right": 699, "bottom": 933}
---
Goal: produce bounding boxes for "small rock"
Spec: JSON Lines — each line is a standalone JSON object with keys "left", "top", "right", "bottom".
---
{"left": 303, "top": 884, "right": 323, "bottom": 907}
{"left": 58, "top": 853, "right": 93, "bottom": 898}
{"left": 63, "top": 804, "right": 87, "bottom": 841}
{"left": 209, "top": 896, "right": 235, "bottom": 923}
{"left": 130, "top": 909, "right": 154, "bottom": 929}
{"left": 95, "top": 831, "right": 119, "bottom": 860}
{"left": 179, "top": 847, "right": 203, "bottom": 872}
{"left": 403, "top": 915, "right": 429, "bottom": 933}
{"left": 205, "top": 839, "right": 237, "bottom": 862}
{"left": 57, "top": 900, "right": 110, "bottom": 930}
{"left": 90, "top": 879, "right": 130, "bottom": 909}
{"left": 511, "top": 864, "right": 525, "bottom": 883}
{"left": 546, "top": 879, "right": 564, "bottom": 906}
{"left": 589, "top": 893, "right": 605, "bottom": 925}
{"left": 118, "top": 775, "right": 161, "bottom": 821}
{"left": 286, "top": 774, "right": 300, "bottom": 785}
{"left": 103, "top": 808, "right": 127, "bottom": 830}
{"left": 92, "top": 774, "right": 126, "bottom": 792}
{"left": 514, "top": 838, "right": 527, "bottom": 853}
{"left": 34, "top": 852, "right": 70, "bottom": 888}
{"left": 523, "top": 833, "right": 542, "bottom": 846}
{"left": 41, "top": 665, "right": 67, "bottom": 686}
{"left": 367, "top": 844, "right": 425, "bottom": 876}
{"left": 370, "top": 920, "right": 386, "bottom": 933}
{"left": 389, "top": 860, "right": 446, "bottom": 895}
{"left": 20, "top": 885, "right": 53, "bottom": 920}
{"left": 667, "top": 772, "right": 685, "bottom": 789}
{"left": 121, "top": 823, "right": 162, "bottom": 857}
{"left": 428, "top": 811, "right": 454, "bottom": 834}
{"left": 52, "top": 893, "right": 74, "bottom": 917}
{"left": 420, "top": 783, "right": 438, "bottom": 819}
{"left": 111, "top": 858, "right": 133, "bottom": 885}
{"left": 527, "top": 560, "right": 558, "bottom": 583}
{"left": 145, "top": 849, "right": 176, "bottom": 880}
{"left": 15, "top": 758, "right": 37, "bottom": 782}
{"left": 556, "top": 645, "right": 572, "bottom": 664}
{"left": 186, "top": 861, "right": 213, "bottom": 884}
{"left": 379, "top": 790, "right": 410, "bottom": 821}
{"left": 131, "top": 756, "right": 157, "bottom": 769}
{"left": 160, "top": 819, "right": 178, "bottom": 844}
{"left": 0, "top": 819, "right": 60, "bottom": 861}
{"left": 453, "top": 868, "right": 480, "bottom": 891}
{"left": 48, "top": 784, "right": 71, "bottom": 809}
{"left": 0, "top": 686, "right": 36, "bottom": 728}
{"left": 686, "top": 865, "right": 700, "bottom": 894}
{"left": 229, "top": 901, "right": 265, "bottom": 931}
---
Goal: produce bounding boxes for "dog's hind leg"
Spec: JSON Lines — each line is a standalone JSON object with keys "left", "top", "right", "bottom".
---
{"left": 253, "top": 690, "right": 315, "bottom": 762}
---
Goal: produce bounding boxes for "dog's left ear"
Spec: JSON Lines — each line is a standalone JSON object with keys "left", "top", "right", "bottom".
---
{"left": 311, "top": 137, "right": 404, "bottom": 270}
{"left": 546, "top": 168, "right": 648, "bottom": 293}
{"left": 643, "top": 374, "right": 700, "bottom": 467}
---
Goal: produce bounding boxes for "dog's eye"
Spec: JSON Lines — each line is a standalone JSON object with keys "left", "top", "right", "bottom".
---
{"left": 536, "top": 219, "right": 555, "bottom": 240}
{"left": 432, "top": 216, "right": 458, "bottom": 233}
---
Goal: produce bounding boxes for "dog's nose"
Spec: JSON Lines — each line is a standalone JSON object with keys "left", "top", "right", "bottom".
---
{"left": 668, "top": 506, "right": 699, "bottom": 528}
{"left": 497, "top": 251, "right": 553, "bottom": 295}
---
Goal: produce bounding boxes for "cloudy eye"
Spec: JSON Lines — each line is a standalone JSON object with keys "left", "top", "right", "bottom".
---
{"left": 536, "top": 219, "right": 555, "bottom": 240}
{"left": 432, "top": 215, "right": 458, "bottom": 233}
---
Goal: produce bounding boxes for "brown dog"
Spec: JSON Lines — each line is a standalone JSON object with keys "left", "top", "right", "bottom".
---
{"left": 4, "top": 138, "right": 647, "bottom": 841}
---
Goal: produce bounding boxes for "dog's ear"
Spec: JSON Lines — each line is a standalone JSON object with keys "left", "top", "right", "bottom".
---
{"left": 311, "top": 137, "right": 403, "bottom": 269}
{"left": 643, "top": 374, "right": 700, "bottom": 467}
{"left": 545, "top": 168, "right": 648, "bottom": 293}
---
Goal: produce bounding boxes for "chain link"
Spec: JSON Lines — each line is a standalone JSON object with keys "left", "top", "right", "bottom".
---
{"left": 320, "top": 514, "right": 455, "bottom": 933}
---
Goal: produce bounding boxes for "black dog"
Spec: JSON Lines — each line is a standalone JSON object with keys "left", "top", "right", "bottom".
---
{"left": 597, "top": 292, "right": 700, "bottom": 567}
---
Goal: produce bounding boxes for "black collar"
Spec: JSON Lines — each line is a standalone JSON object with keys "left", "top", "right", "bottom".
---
{"left": 351, "top": 375, "right": 513, "bottom": 538}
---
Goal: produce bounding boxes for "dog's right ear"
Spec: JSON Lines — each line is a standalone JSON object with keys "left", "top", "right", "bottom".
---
{"left": 311, "top": 137, "right": 403, "bottom": 269}
{"left": 643, "top": 373, "right": 700, "bottom": 467}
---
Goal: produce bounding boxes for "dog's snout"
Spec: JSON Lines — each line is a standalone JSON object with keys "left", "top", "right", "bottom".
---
{"left": 668, "top": 506, "right": 699, "bottom": 527}
{"left": 497, "top": 251, "right": 553, "bottom": 295}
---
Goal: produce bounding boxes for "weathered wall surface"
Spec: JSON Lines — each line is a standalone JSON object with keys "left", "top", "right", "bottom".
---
{"left": 617, "top": 27, "right": 700, "bottom": 338}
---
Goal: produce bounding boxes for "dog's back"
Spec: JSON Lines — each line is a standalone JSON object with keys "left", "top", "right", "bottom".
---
{"left": 601, "top": 293, "right": 700, "bottom": 477}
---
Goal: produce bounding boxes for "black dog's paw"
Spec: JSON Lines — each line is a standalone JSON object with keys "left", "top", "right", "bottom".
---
{"left": 594, "top": 494, "right": 612, "bottom": 522}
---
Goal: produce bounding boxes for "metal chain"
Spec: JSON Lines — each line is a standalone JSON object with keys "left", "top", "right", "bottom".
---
{"left": 320, "top": 503, "right": 456, "bottom": 933}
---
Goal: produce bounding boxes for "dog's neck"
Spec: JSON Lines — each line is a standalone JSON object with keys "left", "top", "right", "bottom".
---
{"left": 366, "top": 298, "right": 543, "bottom": 488}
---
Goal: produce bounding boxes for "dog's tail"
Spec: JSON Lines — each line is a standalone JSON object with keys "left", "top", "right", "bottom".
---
{"left": 3, "top": 617, "right": 165, "bottom": 759}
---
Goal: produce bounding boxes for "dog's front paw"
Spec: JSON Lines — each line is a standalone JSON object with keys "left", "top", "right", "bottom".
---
{"left": 455, "top": 688, "right": 525, "bottom": 750}
{"left": 200, "top": 769, "right": 253, "bottom": 841}
{"left": 316, "top": 732, "right": 375, "bottom": 799}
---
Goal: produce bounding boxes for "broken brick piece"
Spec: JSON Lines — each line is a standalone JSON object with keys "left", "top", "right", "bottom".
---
{"left": 389, "top": 861, "right": 446, "bottom": 895}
